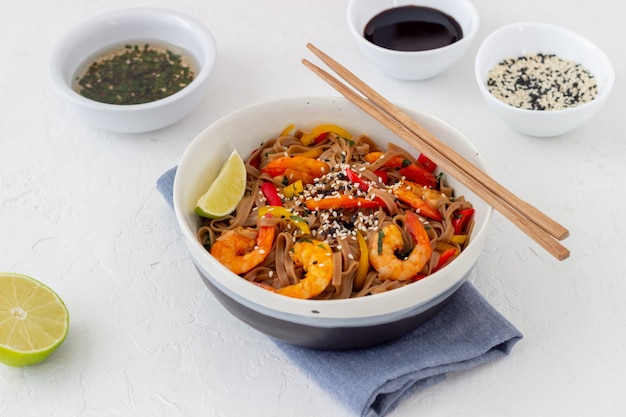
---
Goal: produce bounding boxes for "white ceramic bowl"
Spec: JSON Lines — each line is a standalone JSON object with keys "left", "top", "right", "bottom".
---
{"left": 347, "top": 0, "right": 479, "bottom": 80}
{"left": 475, "top": 22, "right": 614, "bottom": 137}
{"left": 173, "top": 96, "right": 493, "bottom": 350}
{"left": 50, "top": 8, "right": 217, "bottom": 133}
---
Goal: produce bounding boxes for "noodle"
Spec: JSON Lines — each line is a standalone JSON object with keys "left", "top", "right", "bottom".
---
{"left": 198, "top": 125, "right": 475, "bottom": 299}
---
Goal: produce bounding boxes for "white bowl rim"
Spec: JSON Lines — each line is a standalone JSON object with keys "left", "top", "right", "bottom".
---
{"left": 173, "top": 96, "right": 493, "bottom": 323}
{"left": 474, "top": 21, "right": 615, "bottom": 115}
{"left": 49, "top": 7, "right": 216, "bottom": 113}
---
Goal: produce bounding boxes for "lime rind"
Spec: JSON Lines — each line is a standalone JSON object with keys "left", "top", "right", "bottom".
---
{"left": 0, "top": 272, "right": 69, "bottom": 367}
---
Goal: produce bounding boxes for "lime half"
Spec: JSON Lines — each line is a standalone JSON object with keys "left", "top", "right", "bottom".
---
{"left": 0, "top": 272, "right": 69, "bottom": 367}
{"left": 195, "top": 149, "right": 247, "bottom": 218}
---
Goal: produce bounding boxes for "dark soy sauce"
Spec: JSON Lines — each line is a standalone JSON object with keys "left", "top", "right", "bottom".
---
{"left": 364, "top": 6, "right": 463, "bottom": 52}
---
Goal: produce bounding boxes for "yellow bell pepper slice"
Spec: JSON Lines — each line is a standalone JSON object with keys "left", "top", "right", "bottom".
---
{"left": 354, "top": 231, "right": 369, "bottom": 291}
{"left": 280, "top": 124, "right": 296, "bottom": 137}
{"left": 282, "top": 180, "right": 304, "bottom": 198}
{"left": 300, "top": 124, "right": 353, "bottom": 146}
{"left": 258, "top": 206, "right": 311, "bottom": 234}
{"left": 434, "top": 241, "right": 459, "bottom": 252}
{"left": 450, "top": 235, "right": 468, "bottom": 245}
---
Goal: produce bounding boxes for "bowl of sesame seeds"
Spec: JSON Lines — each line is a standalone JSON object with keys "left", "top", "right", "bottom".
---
{"left": 474, "top": 22, "right": 614, "bottom": 137}
{"left": 173, "top": 96, "right": 493, "bottom": 349}
{"left": 50, "top": 8, "right": 217, "bottom": 133}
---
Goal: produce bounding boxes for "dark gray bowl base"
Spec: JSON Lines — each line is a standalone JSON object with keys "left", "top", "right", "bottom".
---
{"left": 196, "top": 268, "right": 458, "bottom": 350}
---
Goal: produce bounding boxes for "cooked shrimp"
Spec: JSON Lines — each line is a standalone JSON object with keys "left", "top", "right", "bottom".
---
{"left": 369, "top": 212, "right": 433, "bottom": 281}
{"left": 211, "top": 226, "right": 275, "bottom": 275}
{"left": 276, "top": 239, "right": 334, "bottom": 299}
{"left": 392, "top": 180, "right": 444, "bottom": 221}
{"left": 261, "top": 155, "right": 330, "bottom": 185}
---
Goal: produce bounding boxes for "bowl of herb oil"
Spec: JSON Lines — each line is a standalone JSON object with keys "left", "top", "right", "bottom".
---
{"left": 50, "top": 8, "right": 217, "bottom": 133}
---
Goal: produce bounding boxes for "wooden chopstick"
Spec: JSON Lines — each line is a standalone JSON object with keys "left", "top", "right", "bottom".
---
{"left": 302, "top": 44, "right": 570, "bottom": 260}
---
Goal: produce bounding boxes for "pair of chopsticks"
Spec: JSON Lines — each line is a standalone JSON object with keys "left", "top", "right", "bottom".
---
{"left": 302, "top": 43, "right": 570, "bottom": 260}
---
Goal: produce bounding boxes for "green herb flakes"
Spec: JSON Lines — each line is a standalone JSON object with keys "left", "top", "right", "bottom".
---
{"left": 76, "top": 44, "right": 195, "bottom": 105}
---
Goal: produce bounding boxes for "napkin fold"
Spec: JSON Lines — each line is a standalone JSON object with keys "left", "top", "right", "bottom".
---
{"left": 157, "top": 167, "right": 523, "bottom": 417}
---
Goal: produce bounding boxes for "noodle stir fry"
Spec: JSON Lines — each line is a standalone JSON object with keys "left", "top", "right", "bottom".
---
{"left": 197, "top": 124, "right": 475, "bottom": 299}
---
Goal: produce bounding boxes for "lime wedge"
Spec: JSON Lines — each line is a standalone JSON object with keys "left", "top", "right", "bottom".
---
{"left": 195, "top": 149, "right": 247, "bottom": 218}
{"left": 0, "top": 272, "right": 69, "bottom": 367}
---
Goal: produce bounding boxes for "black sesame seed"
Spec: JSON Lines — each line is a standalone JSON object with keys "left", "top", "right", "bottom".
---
{"left": 486, "top": 53, "right": 597, "bottom": 110}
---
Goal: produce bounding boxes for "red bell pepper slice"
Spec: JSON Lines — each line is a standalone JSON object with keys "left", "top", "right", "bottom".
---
{"left": 411, "top": 273, "right": 427, "bottom": 282}
{"left": 345, "top": 167, "right": 370, "bottom": 192}
{"left": 373, "top": 169, "right": 388, "bottom": 184}
{"left": 249, "top": 156, "right": 261, "bottom": 169}
{"left": 433, "top": 247, "right": 458, "bottom": 272}
{"left": 345, "top": 167, "right": 389, "bottom": 189}
{"left": 260, "top": 182, "right": 283, "bottom": 206}
{"left": 345, "top": 167, "right": 389, "bottom": 207}
{"left": 417, "top": 154, "right": 437, "bottom": 173}
{"left": 399, "top": 164, "right": 437, "bottom": 188}
{"left": 451, "top": 208, "right": 475, "bottom": 234}
{"left": 314, "top": 132, "right": 328, "bottom": 145}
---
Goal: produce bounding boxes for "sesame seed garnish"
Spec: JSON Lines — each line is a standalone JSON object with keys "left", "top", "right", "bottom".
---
{"left": 487, "top": 53, "right": 598, "bottom": 110}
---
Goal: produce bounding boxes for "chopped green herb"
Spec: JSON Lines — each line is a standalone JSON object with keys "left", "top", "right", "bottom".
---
{"left": 76, "top": 43, "right": 195, "bottom": 105}
{"left": 377, "top": 230, "right": 385, "bottom": 254}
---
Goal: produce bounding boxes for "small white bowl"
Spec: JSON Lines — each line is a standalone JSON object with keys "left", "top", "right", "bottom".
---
{"left": 474, "top": 22, "right": 614, "bottom": 137}
{"left": 347, "top": 0, "right": 479, "bottom": 80}
{"left": 50, "top": 8, "right": 217, "bottom": 133}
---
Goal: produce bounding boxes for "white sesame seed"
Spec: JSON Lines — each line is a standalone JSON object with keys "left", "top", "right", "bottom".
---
{"left": 487, "top": 53, "right": 598, "bottom": 110}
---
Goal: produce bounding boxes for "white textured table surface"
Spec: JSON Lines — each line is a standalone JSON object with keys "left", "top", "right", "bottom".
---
{"left": 1, "top": 0, "right": 625, "bottom": 416}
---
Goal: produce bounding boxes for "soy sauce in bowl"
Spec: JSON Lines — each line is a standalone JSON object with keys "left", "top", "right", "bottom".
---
{"left": 364, "top": 6, "right": 463, "bottom": 52}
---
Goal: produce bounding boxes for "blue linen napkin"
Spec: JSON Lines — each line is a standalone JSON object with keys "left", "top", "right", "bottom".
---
{"left": 157, "top": 167, "right": 523, "bottom": 417}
